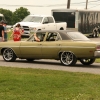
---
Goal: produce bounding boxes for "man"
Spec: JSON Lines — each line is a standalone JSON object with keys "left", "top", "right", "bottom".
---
{"left": 33, "top": 33, "right": 40, "bottom": 42}
{"left": 3, "top": 21, "right": 8, "bottom": 41}
{"left": 0, "top": 21, "right": 4, "bottom": 42}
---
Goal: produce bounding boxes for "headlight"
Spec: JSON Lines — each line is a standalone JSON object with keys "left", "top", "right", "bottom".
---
{"left": 29, "top": 27, "right": 37, "bottom": 32}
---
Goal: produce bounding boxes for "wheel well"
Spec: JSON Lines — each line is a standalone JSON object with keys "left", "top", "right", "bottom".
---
{"left": 1, "top": 48, "right": 6, "bottom": 55}
{"left": 1, "top": 48, "right": 17, "bottom": 57}
{"left": 59, "top": 52, "right": 62, "bottom": 58}
{"left": 38, "top": 29, "right": 41, "bottom": 31}
{"left": 59, "top": 51, "right": 77, "bottom": 58}
{"left": 60, "top": 27, "right": 64, "bottom": 30}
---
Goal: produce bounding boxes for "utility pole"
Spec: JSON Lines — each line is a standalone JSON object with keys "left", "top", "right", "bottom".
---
{"left": 67, "top": 0, "right": 71, "bottom": 9}
{"left": 86, "top": 0, "right": 88, "bottom": 9}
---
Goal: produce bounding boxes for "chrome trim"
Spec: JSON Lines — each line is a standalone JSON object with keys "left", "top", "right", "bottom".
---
{"left": 0, "top": 46, "right": 95, "bottom": 48}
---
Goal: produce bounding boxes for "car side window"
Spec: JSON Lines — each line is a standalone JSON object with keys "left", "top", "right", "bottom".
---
{"left": 27, "top": 32, "right": 45, "bottom": 42}
{"left": 46, "top": 32, "right": 60, "bottom": 41}
{"left": 47, "top": 17, "right": 54, "bottom": 23}
{"left": 36, "top": 32, "right": 45, "bottom": 41}
{"left": 43, "top": 17, "right": 49, "bottom": 24}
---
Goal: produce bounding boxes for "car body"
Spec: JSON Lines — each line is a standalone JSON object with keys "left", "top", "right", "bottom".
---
{"left": 0, "top": 30, "right": 100, "bottom": 66}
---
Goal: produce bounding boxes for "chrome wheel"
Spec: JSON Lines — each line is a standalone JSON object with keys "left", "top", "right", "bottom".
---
{"left": 96, "top": 31, "right": 99, "bottom": 37}
{"left": 60, "top": 52, "right": 77, "bottom": 66}
{"left": 79, "top": 58, "right": 95, "bottom": 65}
{"left": 2, "top": 48, "right": 16, "bottom": 62}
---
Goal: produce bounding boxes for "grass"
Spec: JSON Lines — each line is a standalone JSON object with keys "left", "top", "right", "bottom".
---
{"left": 0, "top": 66, "right": 100, "bottom": 100}
{"left": 96, "top": 58, "right": 100, "bottom": 63}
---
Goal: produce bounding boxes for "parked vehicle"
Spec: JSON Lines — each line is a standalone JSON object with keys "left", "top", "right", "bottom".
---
{"left": 0, "top": 30, "right": 100, "bottom": 66}
{"left": 0, "top": 13, "right": 5, "bottom": 21}
{"left": 52, "top": 9, "right": 100, "bottom": 38}
{"left": 14, "top": 15, "right": 67, "bottom": 37}
{"left": 0, "top": 13, "right": 12, "bottom": 29}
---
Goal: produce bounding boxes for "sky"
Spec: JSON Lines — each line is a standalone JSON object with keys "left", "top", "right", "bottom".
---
{"left": 0, "top": 0, "right": 100, "bottom": 15}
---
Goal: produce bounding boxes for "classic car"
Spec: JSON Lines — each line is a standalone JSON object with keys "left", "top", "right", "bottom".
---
{"left": 0, "top": 30, "right": 100, "bottom": 66}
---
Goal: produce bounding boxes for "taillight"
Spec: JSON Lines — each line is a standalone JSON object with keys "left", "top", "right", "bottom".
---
{"left": 96, "top": 45, "right": 100, "bottom": 50}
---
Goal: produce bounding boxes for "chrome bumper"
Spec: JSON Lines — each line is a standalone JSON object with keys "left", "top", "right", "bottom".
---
{"left": 94, "top": 51, "right": 100, "bottom": 57}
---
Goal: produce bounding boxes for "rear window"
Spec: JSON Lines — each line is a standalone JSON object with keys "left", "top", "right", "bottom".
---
{"left": 59, "top": 32, "right": 71, "bottom": 40}
{"left": 67, "top": 32, "right": 90, "bottom": 40}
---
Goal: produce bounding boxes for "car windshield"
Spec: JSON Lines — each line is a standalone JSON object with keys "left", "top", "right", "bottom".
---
{"left": 22, "top": 16, "right": 43, "bottom": 23}
{"left": 67, "top": 32, "right": 90, "bottom": 40}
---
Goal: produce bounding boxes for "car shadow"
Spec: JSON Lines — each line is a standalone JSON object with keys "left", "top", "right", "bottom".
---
{"left": 16, "top": 59, "right": 100, "bottom": 69}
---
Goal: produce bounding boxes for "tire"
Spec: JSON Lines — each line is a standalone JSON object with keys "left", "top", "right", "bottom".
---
{"left": 60, "top": 52, "right": 77, "bottom": 66}
{"left": 26, "top": 59, "right": 34, "bottom": 62}
{"left": 79, "top": 58, "right": 95, "bottom": 65}
{"left": 92, "top": 30, "right": 96, "bottom": 38}
{"left": 2, "top": 48, "right": 16, "bottom": 62}
{"left": 96, "top": 31, "right": 99, "bottom": 37}
{"left": 60, "top": 28, "right": 64, "bottom": 30}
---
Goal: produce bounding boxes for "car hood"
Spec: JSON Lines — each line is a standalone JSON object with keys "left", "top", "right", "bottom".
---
{"left": 19, "top": 22, "right": 41, "bottom": 27}
{"left": 13, "top": 22, "right": 41, "bottom": 27}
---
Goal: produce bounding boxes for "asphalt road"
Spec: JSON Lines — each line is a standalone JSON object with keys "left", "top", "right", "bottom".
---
{"left": 0, "top": 37, "right": 100, "bottom": 75}
{"left": 0, "top": 56, "right": 100, "bottom": 75}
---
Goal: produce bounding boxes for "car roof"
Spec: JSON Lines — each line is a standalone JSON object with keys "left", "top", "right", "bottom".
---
{"left": 36, "top": 30, "right": 76, "bottom": 33}
{"left": 29, "top": 14, "right": 53, "bottom": 17}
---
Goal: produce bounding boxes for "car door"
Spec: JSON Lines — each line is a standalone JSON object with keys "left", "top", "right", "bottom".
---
{"left": 42, "top": 17, "right": 56, "bottom": 30}
{"left": 47, "top": 17, "right": 56, "bottom": 30}
{"left": 19, "top": 41, "right": 42, "bottom": 58}
{"left": 41, "top": 32, "right": 61, "bottom": 59}
{"left": 41, "top": 42, "right": 61, "bottom": 59}
{"left": 42, "top": 17, "right": 49, "bottom": 30}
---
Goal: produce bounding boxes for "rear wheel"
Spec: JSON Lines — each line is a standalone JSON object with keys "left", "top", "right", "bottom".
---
{"left": 60, "top": 52, "right": 77, "bottom": 66}
{"left": 79, "top": 58, "right": 95, "bottom": 65}
{"left": 2, "top": 48, "right": 16, "bottom": 62}
{"left": 92, "top": 28, "right": 99, "bottom": 38}
{"left": 96, "top": 31, "right": 99, "bottom": 37}
{"left": 60, "top": 28, "right": 64, "bottom": 30}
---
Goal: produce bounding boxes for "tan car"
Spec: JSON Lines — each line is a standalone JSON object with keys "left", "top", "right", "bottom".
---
{"left": 0, "top": 30, "right": 100, "bottom": 66}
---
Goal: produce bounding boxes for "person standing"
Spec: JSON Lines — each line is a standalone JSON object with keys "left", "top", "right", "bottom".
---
{"left": 10, "top": 23, "right": 24, "bottom": 41}
{"left": 0, "top": 21, "right": 4, "bottom": 42}
{"left": 3, "top": 21, "right": 8, "bottom": 41}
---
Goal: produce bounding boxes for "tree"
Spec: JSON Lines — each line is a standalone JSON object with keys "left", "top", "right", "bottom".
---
{"left": 12, "top": 7, "right": 30, "bottom": 24}
{"left": 0, "top": 8, "right": 13, "bottom": 25}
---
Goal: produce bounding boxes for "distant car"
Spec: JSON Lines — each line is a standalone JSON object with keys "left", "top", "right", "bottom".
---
{"left": 0, "top": 30, "right": 100, "bottom": 66}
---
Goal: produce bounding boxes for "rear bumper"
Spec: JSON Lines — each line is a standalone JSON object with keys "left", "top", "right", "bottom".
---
{"left": 94, "top": 51, "right": 100, "bottom": 57}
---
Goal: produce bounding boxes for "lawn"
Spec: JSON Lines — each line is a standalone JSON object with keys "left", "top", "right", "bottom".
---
{"left": 0, "top": 66, "right": 100, "bottom": 100}
{"left": 96, "top": 58, "right": 100, "bottom": 63}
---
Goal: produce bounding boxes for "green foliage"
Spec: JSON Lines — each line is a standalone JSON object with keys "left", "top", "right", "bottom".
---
{"left": 12, "top": 7, "right": 30, "bottom": 24}
{"left": 95, "top": 58, "right": 100, "bottom": 63}
{"left": 0, "top": 7, "right": 30, "bottom": 25}
{"left": 0, "top": 67, "right": 100, "bottom": 100}
{"left": 0, "top": 8, "right": 13, "bottom": 25}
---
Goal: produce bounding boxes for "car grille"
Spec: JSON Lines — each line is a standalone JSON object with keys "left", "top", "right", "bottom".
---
{"left": 22, "top": 26, "right": 30, "bottom": 34}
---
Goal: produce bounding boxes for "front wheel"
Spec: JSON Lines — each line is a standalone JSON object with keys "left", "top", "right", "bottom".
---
{"left": 60, "top": 52, "right": 77, "bottom": 66}
{"left": 79, "top": 58, "right": 95, "bottom": 65}
{"left": 2, "top": 48, "right": 16, "bottom": 62}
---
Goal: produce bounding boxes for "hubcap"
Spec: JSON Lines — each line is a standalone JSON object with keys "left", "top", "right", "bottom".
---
{"left": 3, "top": 49, "right": 13, "bottom": 61}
